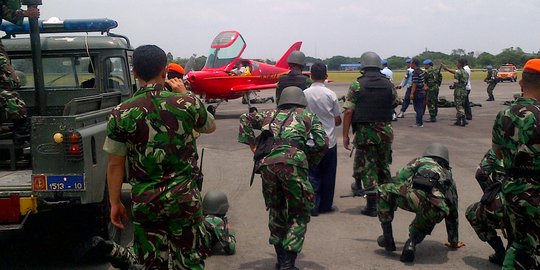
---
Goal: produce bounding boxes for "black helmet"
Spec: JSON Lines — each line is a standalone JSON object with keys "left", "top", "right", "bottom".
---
{"left": 359, "top": 51, "right": 383, "bottom": 70}
{"left": 278, "top": 86, "right": 307, "bottom": 108}
{"left": 423, "top": 143, "right": 449, "bottom": 164}
{"left": 202, "top": 191, "right": 229, "bottom": 216}
{"left": 287, "top": 51, "right": 306, "bottom": 66}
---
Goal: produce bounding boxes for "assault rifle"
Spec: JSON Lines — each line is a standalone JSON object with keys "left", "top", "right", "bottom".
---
{"left": 340, "top": 186, "right": 375, "bottom": 198}
{"left": 197, "top": 148, "right": 205, "bottom": 190}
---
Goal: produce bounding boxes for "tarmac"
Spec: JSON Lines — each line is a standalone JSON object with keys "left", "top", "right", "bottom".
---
{"left": 200, "top": 80, "right": 517, "bottom": 270}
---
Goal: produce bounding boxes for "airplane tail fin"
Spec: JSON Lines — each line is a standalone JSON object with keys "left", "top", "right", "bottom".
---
{"left": 275, "top": 41, "right": 302, "bottom": 69}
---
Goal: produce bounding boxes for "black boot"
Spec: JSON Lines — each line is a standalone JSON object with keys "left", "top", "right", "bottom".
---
{"left": 428, "top": 116, "right": 436, "bottom": 122}
{"left": 274, "top": 245, "right": 285, "bottom": 269}
{"left": 361, "top": 194, "right": 377, "bottom": 217}
{"left": 400, "top": 235, "right": 420, "bottom": 263}
{"left": 460, "top": 116, "right": 468, "bottom": 126}
{"left": 487, "top": 237, "right": 506, "bottom": 266}
{"left": 377, "top": 222, "right": 396, "bottom": 252}
{"left": 12, "top": 118, "right": 30, "bottom": 143}
{"left": 453, "top": 117, "right": 461, "bottom": 126}
{"left": 279, "top": 250, "right": 298, "bottom": 270}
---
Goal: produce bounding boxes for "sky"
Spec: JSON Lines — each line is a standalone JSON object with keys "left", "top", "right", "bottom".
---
{"left": 37, "top": 0, "right": 540, "bottom": 61}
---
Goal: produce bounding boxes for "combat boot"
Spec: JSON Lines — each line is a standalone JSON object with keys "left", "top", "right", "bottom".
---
{"left": 377, "top": 222, "right": 396, "bottom": 252}
{"left": 360, "top": 194, "right": 377, "bottom": 217}
{"left": 453, "top": 117, "right": 461, "bottom": 126}
{"left": 274, "top": 245, "right": 286, "bottom": 269}
{"left": 279, "top": 250, "right": 298, "bottom": 270}
{"left": 400, "top": 234, "right": 421, "bottom": 263}
{"left": 427, "top": 116, "right": 436, "bottom": 122}
{"left": 487, "top": 237, "right": 506, "bottom": 266}
{"left": 460, "top": 116, "right": 468, "bottom": 127}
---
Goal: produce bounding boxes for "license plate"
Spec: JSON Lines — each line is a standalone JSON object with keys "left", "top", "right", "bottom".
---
{"left": 46, "top": 175, "right": 85, "bottom": 191}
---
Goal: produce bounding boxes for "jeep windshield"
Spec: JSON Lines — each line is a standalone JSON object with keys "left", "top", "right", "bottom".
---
{"left": 499, "top": 67, "right": 514, "bottom": 72}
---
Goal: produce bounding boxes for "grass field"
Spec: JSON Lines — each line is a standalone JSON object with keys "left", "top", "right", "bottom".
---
{"left": 328, "top": 70, "right": 523, "bottom": 83}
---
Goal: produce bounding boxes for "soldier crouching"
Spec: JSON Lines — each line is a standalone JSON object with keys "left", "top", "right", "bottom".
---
{"left": 376, "top": 143, "right": 464, "bottom": 263}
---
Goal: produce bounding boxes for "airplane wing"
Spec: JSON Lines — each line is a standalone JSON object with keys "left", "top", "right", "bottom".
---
{"left": 230, "top": 83, "right": 277, "bottom": 92}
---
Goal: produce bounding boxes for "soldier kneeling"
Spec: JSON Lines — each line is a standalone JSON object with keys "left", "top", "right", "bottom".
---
{"left": 376, "top": 143, "right": 465, "bottom": 263}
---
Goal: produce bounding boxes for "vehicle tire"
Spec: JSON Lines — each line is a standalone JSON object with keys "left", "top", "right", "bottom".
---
{"left": 207, "top": 105, "right": 216, "bottom": 116}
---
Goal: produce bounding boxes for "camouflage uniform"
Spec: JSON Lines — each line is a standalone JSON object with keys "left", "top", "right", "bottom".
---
{"left": 238, "top": 107, "right": 327, "bottom": 253}
{"left": 104, "top": 84, "right": 215, "bottom": 269}
{"left": 203, "top": 215, "right": 236, "bottom": 255}
{"left": 0, "top": 1, "right": 25, "bottom": 121}
{"left": 377, "top": 156, "right": 459, "bottom": 244}
{"left": 453, "top": 68, "right": 469, "bottom": 118}
{"left": 344, "top": 79, "right": 398, "bottom": 190}
{"left": 484, "top": 69, "right": 498, "bottom": 100}
{"left": 492, "top": 97, "right": 540, "bottom": 269}
{"left": 424, "top": 66, "right": 440, "bottom": 119}
{"left": 465, "top": 149, "right": 505, "bottom": 239}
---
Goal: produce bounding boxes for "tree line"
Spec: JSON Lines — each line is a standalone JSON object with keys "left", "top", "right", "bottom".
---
{"left": 168, "top": 47, "right": 540, "bottom": 71}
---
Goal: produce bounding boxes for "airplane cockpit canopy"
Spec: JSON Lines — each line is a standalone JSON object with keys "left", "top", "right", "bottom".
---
{"left": 204, "top": 31, "right": 246, "bottom": 70}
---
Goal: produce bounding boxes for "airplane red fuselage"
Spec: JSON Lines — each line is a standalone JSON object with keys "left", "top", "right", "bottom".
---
{"left": 186, "top": 61, "right": 289, "bottom": 100}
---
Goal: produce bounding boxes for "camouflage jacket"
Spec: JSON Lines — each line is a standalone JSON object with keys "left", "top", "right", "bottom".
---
{"left": 204, "top": 215, "right": 236, "bottom": 255}
{"left": 475, "top": 148, "right": 505, "bottom": 191}
{"left": 238, "top": 107, "right": 328, "bottom": 168}
{"left": 484, "top": 69, "right": 498, "bottom": 84}
{"left": 104, "top": 83, "right": 213, "bottom": 198}
{"left": 381, "top": 156, "right": 459, "bottom": 243}
{"left": 343, "top": 79, "right": 398, "bottom": 145}
{"left": 454, "top": 68, "right": 469, "bottom": 91}
{"left": 424, "top": 66, "right": 440, "bottom": 89}
{"left": 492, "top": 97, "right": 540, "bottom": 173}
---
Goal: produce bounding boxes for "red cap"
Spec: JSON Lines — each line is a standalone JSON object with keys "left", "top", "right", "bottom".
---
{"left": 168, "top": 63, "right": 185, "bottom": 75}
{"left": 523, "top": 59, "right": 540, "bottom": 73}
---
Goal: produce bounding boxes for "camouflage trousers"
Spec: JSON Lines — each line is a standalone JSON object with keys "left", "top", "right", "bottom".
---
{"left": 106, "top": 242, "right": 140, "bottom": 269}
{"left": 377, "top": 184, "right": 446, "bottom": 239}
{"left": 259, "top": 164, "right": 314, "bottom": 253}
{"left": 131, "top": 183, "right": 210, "bottom": 270}
{"left": 353, "top": 143, "right": 392, "bottom": 189}
{"left": 502, "top": 178, "right": 540, "bottom": 270}
{"left": 426, "top": 87, "right": 439, "bottom": 118}
{"left": 487, "top": 82, "right": 497, "bottom": 99}
{"left": 0, "top": 89, "right": 26, "bottom": 121}
{"left": 454, "top": 88, "right": 467, "bottom": 118}
{"left": 465, "top": 195, "right": 505, "bottom": 242}
{"left": 203, "top": 215, "right": 236, "bottom": 255}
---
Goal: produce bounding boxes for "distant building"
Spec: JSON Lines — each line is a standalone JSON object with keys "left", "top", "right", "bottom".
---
{"left": 340, "top": 63, "right": 362, "bottom": 71}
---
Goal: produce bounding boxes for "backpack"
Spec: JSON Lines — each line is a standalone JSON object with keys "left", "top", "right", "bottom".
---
{"left": 253, "top": 109, "right": 294, "bottom": 162}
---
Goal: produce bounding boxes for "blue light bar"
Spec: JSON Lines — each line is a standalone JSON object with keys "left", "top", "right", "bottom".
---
{"left": 0, "top": 18, "right": 118, "bottom": 35}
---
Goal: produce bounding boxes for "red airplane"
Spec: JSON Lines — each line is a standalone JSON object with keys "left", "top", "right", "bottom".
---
{"left": 184, "top": 30, "right": 302, "bottom": 113}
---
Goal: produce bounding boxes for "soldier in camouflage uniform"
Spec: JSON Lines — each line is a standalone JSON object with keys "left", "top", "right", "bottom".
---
{"left": 443, "top": 59, "right": 469, "bottom": 127}
{"left": 342, "top": 51, "right": 398, "bottom": 217}
{"left": 376, "top": 143, "right": 464, "bottom": 263}
{"left": 422, "top": 59, "right": 441, "bottom": 122}
{"left": 0, "top": 2, "right": 39, "bottom": 141}
{"left": 103, "top": 45, "right": 216, "bottom": 269}
{"left": 275, "top": 51, "right": 311, "bottom": 105}
{"left": 238, "top": 86, "right": 328, "bottom": 270}
{"left": 465, "top": 148, "right": 508, "bottom": 266}
{"left": 242, "top": 91, "right": 274, "bottom": 104}
{"left": 484, "top": 65, "right": 498, "bottom": 101}
{"left": 492, "top": 58, "right": 540, "bottom": 269}
{"left": 201, "top": 191, "right": 236, "bottom": 255}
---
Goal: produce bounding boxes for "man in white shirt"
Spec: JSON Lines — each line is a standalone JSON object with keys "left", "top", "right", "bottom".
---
{"left": 304, "top": 62, "right": 342, "bottom": 216}
{"left": 381, "top": 59, "right": 393, "bottom": 82}
{"left": 463, "top": 60, "right": 473, "bottom": 120}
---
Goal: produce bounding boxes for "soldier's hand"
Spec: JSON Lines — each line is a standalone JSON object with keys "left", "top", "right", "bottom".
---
{"left": 110, "top": 203, "right": 128, "bottom": 229}
{"left": 250, "top": 144, "right": 257, "bottom": 153}
{"left": 445, "top": 241, "right": 465, "bottom": 249}
{"left": 165, "top": 78, "right": 187, "bottom": 94}
{"left": 343, "top": 135, "right": 351, "bottom": 150}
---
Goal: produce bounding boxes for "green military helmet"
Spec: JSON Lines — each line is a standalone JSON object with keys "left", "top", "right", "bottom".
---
{"left": 359, "top": 51, "right": 383, "bottom": 70}
{"left": 287, "top": 51, "right": 306, "bottom": 67}
{"left": 203, "top": 191, "right": 229, "bottom": 216}
{"left": 278, "top": 86, "right": 307, "bottom": 108}
{"left": 423, "top": 143, "right": 450, "bottom": 164}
